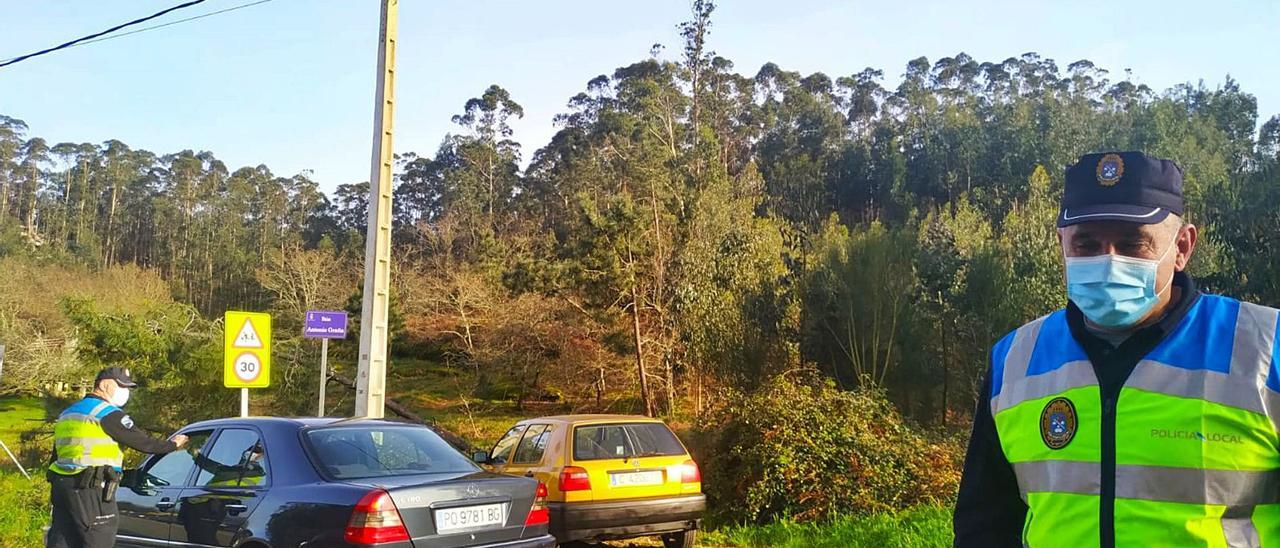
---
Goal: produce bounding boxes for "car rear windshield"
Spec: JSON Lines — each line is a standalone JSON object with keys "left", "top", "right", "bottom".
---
{"left": 573, "top": 423, "right": 685, "bottom": 461}
{"left": 306, "top": 426, "right": 478, "bottom": 479}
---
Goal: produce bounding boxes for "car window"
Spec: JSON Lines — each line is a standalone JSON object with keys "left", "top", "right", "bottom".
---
{"left": 195, "top": 428, "right": 269, "bottom": 488}
{"left": 625, "top": 423, "right": 686, "bottom": 456}
{"left": 573, "top": 423, "right": 684, "bottom": 461}
{"left": 512, "top": 424, "right": 552, "bottom": 464}
{"left": 372, "top": 429, "right": 429, "bottom": 470}
{"left": 573, "top": 424, "right": 631, "bottom": 460}
{"left": 307, "top": 426, "right": 477, "bottom": 479}
{"left": 489, "top": 425, "right": 526, "bottom": 465}
{"left": 144, "top": 430, "right": 212, "bottom": 487}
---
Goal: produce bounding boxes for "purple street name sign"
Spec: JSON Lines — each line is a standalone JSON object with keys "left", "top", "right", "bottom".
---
{"left": 303, "top": 310, "right": 348, "bottom": 339}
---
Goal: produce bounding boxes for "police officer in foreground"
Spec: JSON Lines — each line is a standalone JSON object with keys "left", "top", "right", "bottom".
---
{"left": 47, "top": 367, "right": 189, "bottom": 548}
{"left": 954, "top": 151, "right": 1280, "bottom": 547}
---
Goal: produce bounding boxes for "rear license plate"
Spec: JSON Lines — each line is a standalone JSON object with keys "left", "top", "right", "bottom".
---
{"left": 435, "top": 503, "right": 507, "bottom": 534}
{"left": 609, "top": 470, "right": 664, "bottom": 487}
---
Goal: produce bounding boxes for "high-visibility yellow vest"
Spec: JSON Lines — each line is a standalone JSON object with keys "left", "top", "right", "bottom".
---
{"left": 48, "top": 397, "right": 125, "bottom": 475}
{"left": 992, "top": 295, "right": 1280, "bottom": 547}
{"left": 186, "top": 463, "right": 267, "bottom": 504}
{"left": 206, "top": 464, "right": 266, "bottom": 488}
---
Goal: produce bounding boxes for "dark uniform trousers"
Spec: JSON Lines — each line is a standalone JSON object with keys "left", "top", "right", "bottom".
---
{"left": 46, "top": 470, "right": 117, "bottom": 548}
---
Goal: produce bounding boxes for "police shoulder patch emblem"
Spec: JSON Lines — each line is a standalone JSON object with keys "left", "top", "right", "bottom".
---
{"left": 121, "top": 415, "right": 134, "bottom": 429}
{"left": 1040, "top": 397, "right": 1077, "bottom": 450}
{"left": 1096, "top": 153, "right": 1124, "bottom": 186}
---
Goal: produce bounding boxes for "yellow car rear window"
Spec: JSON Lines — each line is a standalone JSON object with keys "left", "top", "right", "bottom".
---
{"left": 572, "top": 423, "right": 684, "bottom": 461}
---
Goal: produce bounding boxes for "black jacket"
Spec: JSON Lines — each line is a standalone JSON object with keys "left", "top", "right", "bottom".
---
{"left": 953, "top": 272, "right": 1200, "bottom": 548}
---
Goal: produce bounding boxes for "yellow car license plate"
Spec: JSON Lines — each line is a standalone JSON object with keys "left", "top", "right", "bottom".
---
{"left": 609, "top": 470, "right": 664, "bottom": 487}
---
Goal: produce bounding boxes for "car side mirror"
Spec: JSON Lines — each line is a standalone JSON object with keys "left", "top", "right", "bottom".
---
{"left": 472, "top": 451, "right": 489, "bottom": 464}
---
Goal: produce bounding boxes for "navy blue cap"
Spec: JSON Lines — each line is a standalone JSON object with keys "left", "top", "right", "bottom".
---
{"left": 96, "top": 366, "right": 137, "bottom": 388}
{"left": 1057, "top": 151, "right": 1184, "bottom": 227}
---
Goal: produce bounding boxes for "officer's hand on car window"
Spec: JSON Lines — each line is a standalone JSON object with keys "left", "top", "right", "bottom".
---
{"left": 172, "top": 434, "right": 189, "bottom": 448}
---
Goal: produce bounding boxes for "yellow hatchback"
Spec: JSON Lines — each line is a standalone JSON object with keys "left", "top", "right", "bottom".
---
{"left": 477, "top": 415, "right": 704, "bottom": 547}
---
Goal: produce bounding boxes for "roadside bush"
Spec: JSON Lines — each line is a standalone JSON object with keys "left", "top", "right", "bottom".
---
{"left": 694, "top": 375, "right": 962, "bottom": 523}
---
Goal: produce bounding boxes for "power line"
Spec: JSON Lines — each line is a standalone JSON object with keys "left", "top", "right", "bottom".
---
{"left": 70, "top": 0, "right": 275, "bottom": 50}
{"left": 0, "top": 0, "right": 218, "bottom": 69}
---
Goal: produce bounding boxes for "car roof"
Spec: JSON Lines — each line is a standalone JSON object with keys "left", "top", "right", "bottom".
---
{"left": 181, "top": 416, "right": 422, "bottom": 430}
{"left": 518, "top": 414, "right": 665, "bottom": 426}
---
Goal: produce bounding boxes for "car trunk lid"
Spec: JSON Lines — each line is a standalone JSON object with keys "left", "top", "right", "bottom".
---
{"left": 569, "top": 422, "right": 697, "bottom": 502}
{"left": 344, "top": 471, "right": 539, "bottom": 548}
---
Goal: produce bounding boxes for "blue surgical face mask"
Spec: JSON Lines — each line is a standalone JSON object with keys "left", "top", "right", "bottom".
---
{"left": 1064, "top": 241, "right": 1176, "bottom": 329}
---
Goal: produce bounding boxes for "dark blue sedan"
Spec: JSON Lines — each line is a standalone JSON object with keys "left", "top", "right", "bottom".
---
{"left": 112, "top": 417, "right": 556, "bottom": 548}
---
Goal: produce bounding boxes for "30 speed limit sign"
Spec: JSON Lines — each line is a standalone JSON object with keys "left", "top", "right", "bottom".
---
{"left": 232, "top": 352, "right": 262, "bottom": 383}
{"left": 224, "top": 311, "right": 271, "bottom": 388}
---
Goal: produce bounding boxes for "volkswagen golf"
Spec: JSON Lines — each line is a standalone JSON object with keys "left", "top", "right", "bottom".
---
{"left": 477, "top": 415, "right": 704, "bottom": 548}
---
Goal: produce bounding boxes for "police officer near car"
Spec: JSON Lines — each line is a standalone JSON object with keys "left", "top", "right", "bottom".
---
{"left": 954, "top": 151, "right": 1280, "bottom": 547}
{"left": 46, "top": 367, "right": 189, "bottom": 548}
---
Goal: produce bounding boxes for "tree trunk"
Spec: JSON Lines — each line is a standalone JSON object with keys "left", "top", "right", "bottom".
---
{"left": 79, "top": 160, "right": 91, "bottom": 234}
{"left": 665, "top": 356, "right": 675, "bottom": 417}
{"left": 595, "top": 368, "right": 605, "bottom": 409}
{"left": 59, "top": 169, "right": 71, "bottom": 245}
{"left": 103, "top": 179, "right": 120, "bottom": 267}
{"left": 940, "top": 305, "right": 950, "bottom": 428}
{"left": 25, "top": 163, "right": 38, "bottom": 234}
{"left": 695, "top": 367, "right": 703, "bottom": 417}
{"left": 630, "top": 284, "right": 653, "bottom": 417}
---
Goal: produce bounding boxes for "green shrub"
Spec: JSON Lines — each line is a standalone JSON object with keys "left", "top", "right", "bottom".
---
{"left": 694, "top": 376, "right": 961, "bottom": 523}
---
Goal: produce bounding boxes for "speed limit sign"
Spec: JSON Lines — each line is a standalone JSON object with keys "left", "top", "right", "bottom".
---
{"left": 232, "top": 352, "right": 262, "bottom": 383}
{"left": 224, "top": 311, "right": 271, "bottom": 388}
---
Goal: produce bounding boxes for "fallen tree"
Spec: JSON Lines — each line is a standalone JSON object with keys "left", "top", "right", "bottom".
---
{"left": 328, "top": 372, "right": 475, "bottom": 452}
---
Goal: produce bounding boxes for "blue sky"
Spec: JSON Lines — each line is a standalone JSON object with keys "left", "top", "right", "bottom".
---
{"left": 2, "top": 0, "right": 1277, "bottom": 193}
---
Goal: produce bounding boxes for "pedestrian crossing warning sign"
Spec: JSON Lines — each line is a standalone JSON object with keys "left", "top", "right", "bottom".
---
{"left": 224, "top": 311, "right": 271, "bottom": 388}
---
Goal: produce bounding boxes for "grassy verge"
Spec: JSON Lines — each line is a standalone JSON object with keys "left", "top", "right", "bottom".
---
{"left": 0, "top": 397, "right": 50, "bottom": 547}
{"left": 0, "top": 396, "right": 44, "bottom": 448}
{"left": 0, "top": 471, "right": 47, "bottom": 548}
{"left": 699, "top": 505, "right": 952, "bottom": 548}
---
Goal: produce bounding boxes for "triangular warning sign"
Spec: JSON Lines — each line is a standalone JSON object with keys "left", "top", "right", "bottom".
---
{"left": 233, "top": 318, "right": 263, "bottom": 348}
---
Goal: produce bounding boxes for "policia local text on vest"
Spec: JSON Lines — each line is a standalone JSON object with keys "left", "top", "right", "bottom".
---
{"left": 46, "top": 367, "right": 188, "bottom": 548}
{"left": 954, "top": 152, "right": 1280, "bottom": 548}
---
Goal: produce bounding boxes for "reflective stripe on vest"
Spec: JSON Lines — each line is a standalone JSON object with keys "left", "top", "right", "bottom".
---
{"left": 48, "top": 397, "right": 125, "bottom": 475}
{"left": 991, "top": 296, "right": 1280, "bottom": 548}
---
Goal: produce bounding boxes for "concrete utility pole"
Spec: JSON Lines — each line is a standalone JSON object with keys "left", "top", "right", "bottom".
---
{"left": 355, "top": 0, "right": 398, "bottom": 419}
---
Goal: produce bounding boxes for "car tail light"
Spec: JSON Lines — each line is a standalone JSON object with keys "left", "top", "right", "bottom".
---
{"left": 345, "top": 489, "right": 410, "bottom": 544}
{"left": 525, "top": 482, "right": 550, "bottom": 526}
{"left": 559, "top": 466, "right": 591, "bottom": 491}
{"left": 680, "top": 460, "right": 701, "bottom": 483}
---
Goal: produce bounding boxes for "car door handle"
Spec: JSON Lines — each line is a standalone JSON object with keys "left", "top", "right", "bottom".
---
{"left": 156, "top": 499, "right": 175, "bottom": 511}
{"left": 225, "top": 504, "right": 248, "bottom": 514}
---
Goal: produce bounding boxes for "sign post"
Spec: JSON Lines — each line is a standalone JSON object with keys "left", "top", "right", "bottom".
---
{"left": 304, "top": 310, "right": 348, "bottom": 416}
{"left": 224, "top": 311, "right": 272, "bottom": 417}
